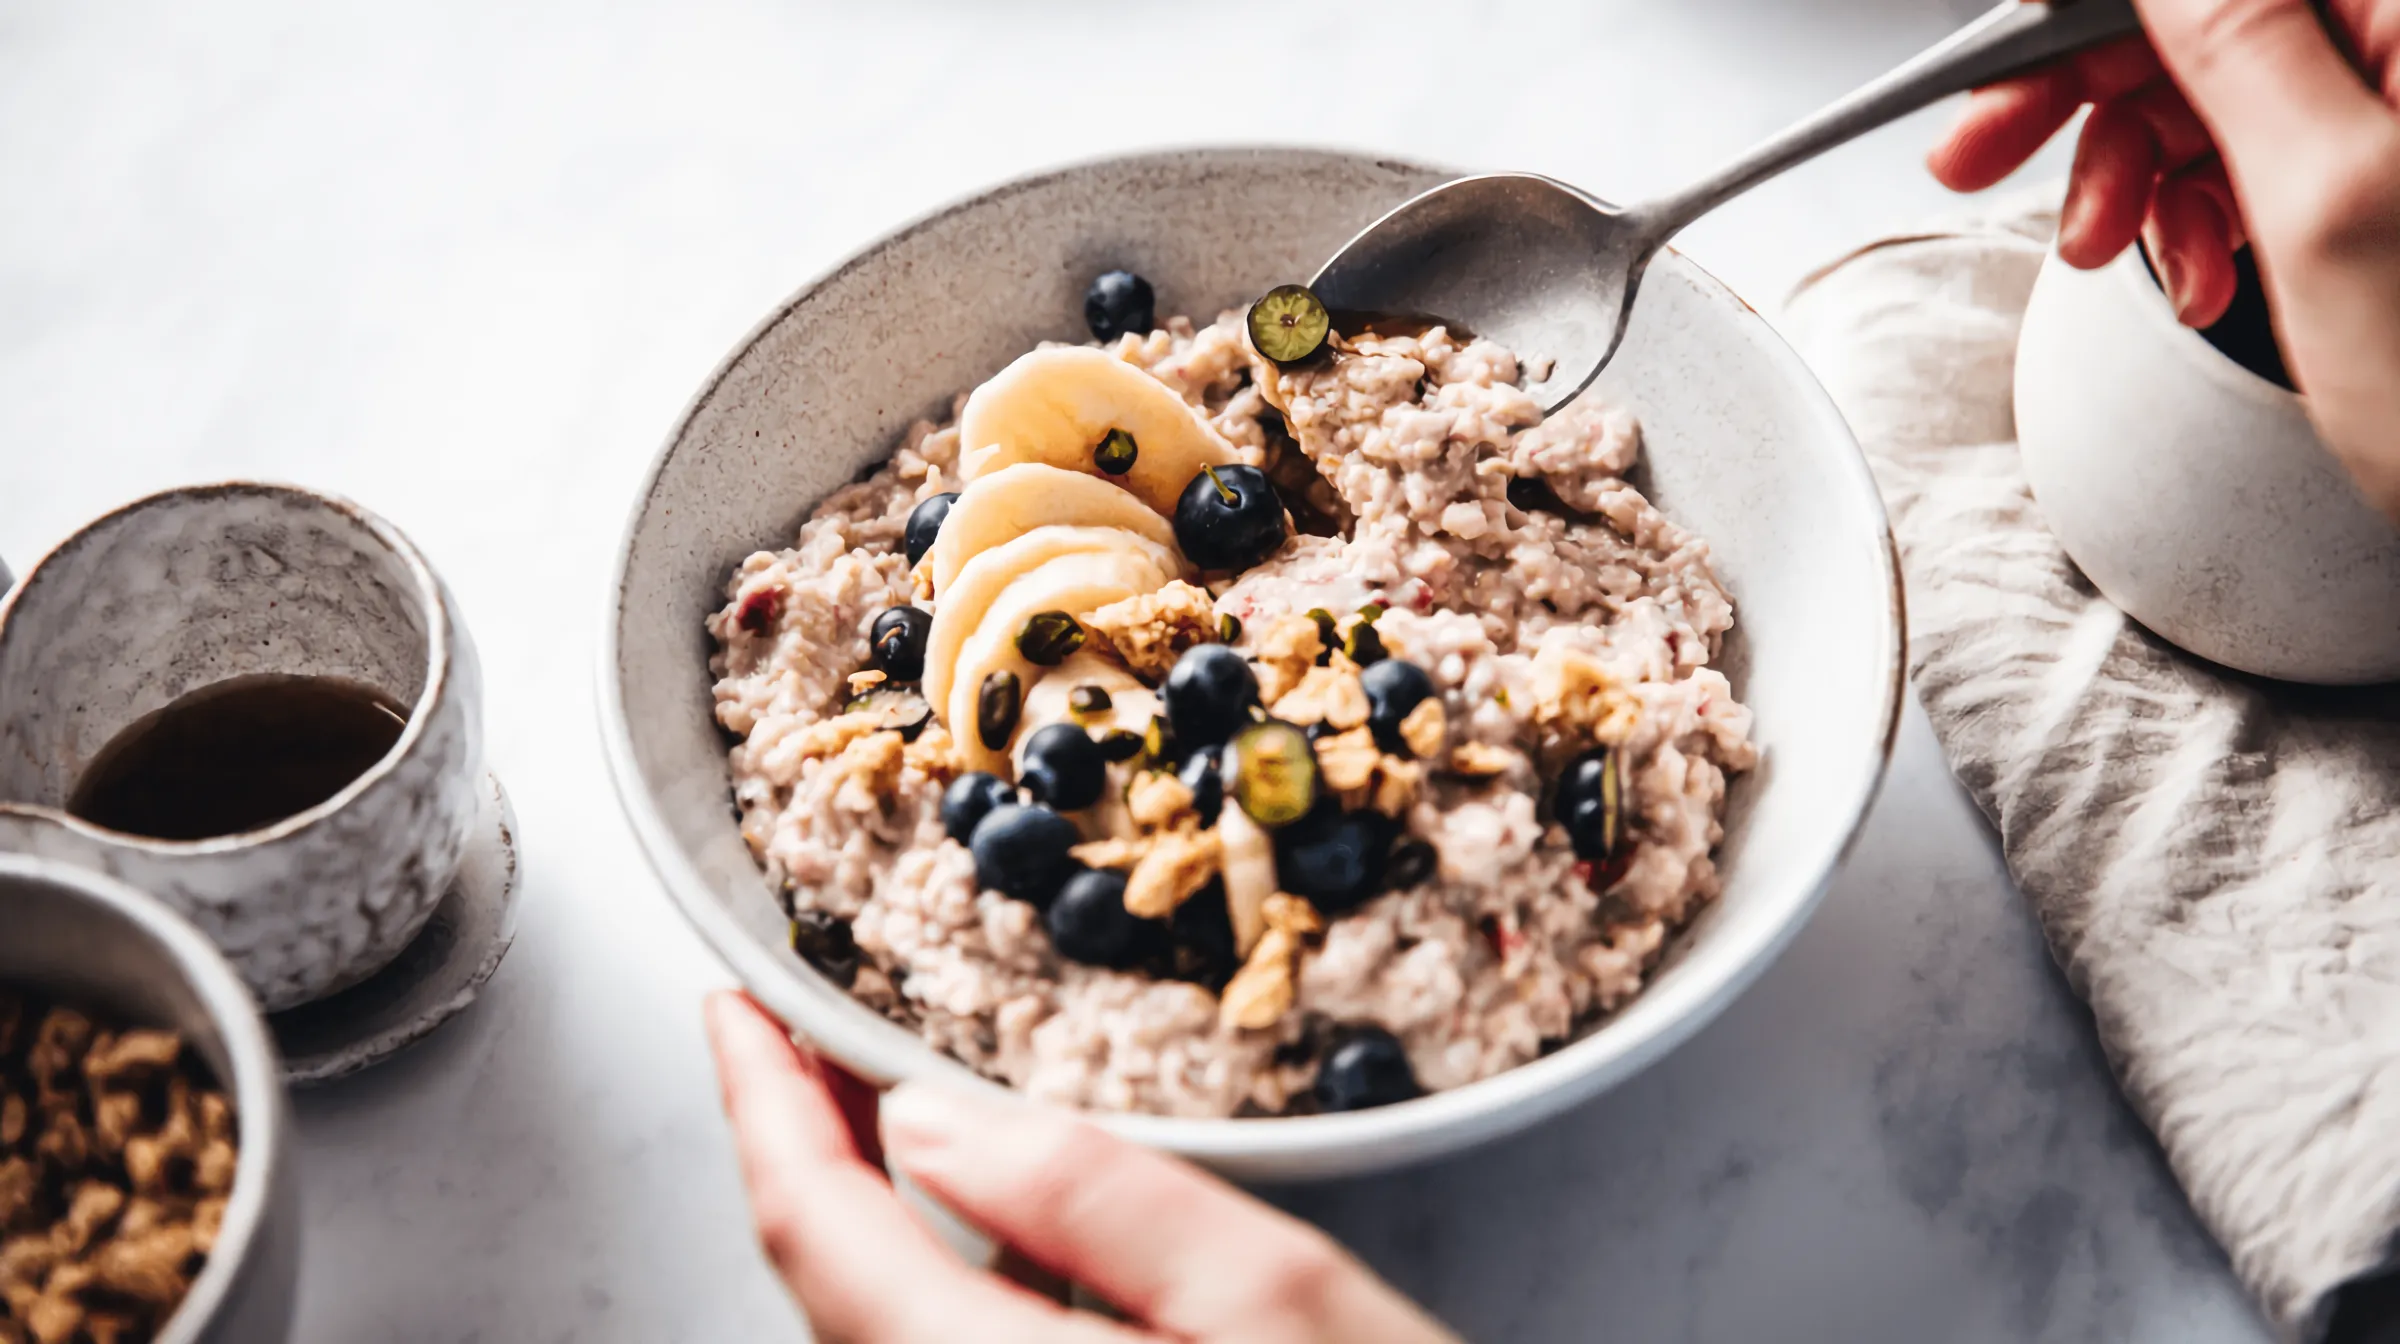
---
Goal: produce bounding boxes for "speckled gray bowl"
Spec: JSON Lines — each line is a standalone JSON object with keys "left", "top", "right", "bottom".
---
{"left": 0, "top": 483, "right": 486, "bottom": 1012}
{"left": 0, "top": 853, "right": 299, "bottom": 1344}
{"left": 600, "top": 147, "right": 1904, "bottom": 1181}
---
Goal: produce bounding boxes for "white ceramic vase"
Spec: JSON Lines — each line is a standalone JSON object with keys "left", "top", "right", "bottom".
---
{"left": 2015, "top": 245, "right": 2400, "bottom": 685}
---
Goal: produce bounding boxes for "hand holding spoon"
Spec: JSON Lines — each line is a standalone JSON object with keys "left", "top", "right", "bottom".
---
{"left": 1308, "top": 0, "right": 2142, "bottom": 413}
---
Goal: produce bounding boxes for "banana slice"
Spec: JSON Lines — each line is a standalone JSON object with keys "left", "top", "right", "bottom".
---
{"left": 1216, "top": 803, "right": 1279, "bottom": 957}
{"left": 957, "top": 347, "right": 1241, "bottom": 516}
{"left": 1016, "top": 651, "right": 1163, "bottom": 840}
{"left": 946, "top": 551, "right": 1171, "bottom": 775}
{"left": 924, "top": 526, "right": 1184, "bottom": 717}
{"left": 928, "top": 463, "right": 1183, "bottom": 596}
{"left": 1016, "top": 650, "right": 1161, "bottom": 760}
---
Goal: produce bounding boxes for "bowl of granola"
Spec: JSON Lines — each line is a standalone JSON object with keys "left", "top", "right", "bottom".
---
{"left": 600, "top": 147, "right": 1903, "bottom": 1180}
{"left": 0, "top": 855, "right": 298, "bottom": 1343}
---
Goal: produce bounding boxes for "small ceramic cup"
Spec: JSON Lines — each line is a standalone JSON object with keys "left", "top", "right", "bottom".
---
{"left": 0, "top": 482, "right": 485, "bottom": 1011}
{"left": 2016, "top": 243, "right": 2400, "bottom": 684}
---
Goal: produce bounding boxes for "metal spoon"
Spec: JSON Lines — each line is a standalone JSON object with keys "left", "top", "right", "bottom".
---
{"left": 1310, "top": 0, "right": 2142, "bottom": 413}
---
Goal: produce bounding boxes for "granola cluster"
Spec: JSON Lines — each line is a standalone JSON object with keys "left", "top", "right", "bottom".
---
{"left": 0, "top": 995, "right": 235, "bottom": 1344}
{"left": 1082, "top": 581, "right": 1218, "bottom": 682}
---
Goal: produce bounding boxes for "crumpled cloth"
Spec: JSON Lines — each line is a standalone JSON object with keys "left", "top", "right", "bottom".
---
{"left": 1784, "top": 201, "right": 2400, "bottom": 1343}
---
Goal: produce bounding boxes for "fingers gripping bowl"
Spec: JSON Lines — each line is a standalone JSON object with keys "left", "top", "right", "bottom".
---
{"left": 601, "top": 149, "right": 1904, "bottom": 1180}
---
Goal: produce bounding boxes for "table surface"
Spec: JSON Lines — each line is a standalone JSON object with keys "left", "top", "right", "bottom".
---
{"left": 0, "top": 2, "right": 2276, "bottom": 1339}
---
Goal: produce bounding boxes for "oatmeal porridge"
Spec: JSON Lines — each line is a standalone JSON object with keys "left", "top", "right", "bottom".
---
{"left": 706, "top": 274, "right": 1754, "bottom": 1118}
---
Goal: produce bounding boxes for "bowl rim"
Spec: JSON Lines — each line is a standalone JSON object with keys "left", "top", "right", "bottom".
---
{"left": 0, "top": 853, "right": 287, "bottom": 1342}
{"left": 597, "top": 143, "right": 1907, "bottom": 1166}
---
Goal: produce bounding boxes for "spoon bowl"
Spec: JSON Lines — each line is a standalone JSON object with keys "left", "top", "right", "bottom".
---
{"left": 1311, "top": 173, "right": 1640, "bottom": 414}
{"left": 1313, "top": 0, "right": 2141, "bottom": 409}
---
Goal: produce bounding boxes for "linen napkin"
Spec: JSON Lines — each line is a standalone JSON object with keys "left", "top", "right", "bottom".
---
{"left": 1782, "top": 201, "right": 2400, "bottom": 1344}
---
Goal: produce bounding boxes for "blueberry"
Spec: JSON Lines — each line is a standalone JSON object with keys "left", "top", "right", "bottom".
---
{"left": 903, "top": 493, "right": 957, "bottom": 566}
{"left": 1361, "top": 658, "right": 1435, "bottom": 755}
{"left": 1274, "top": 804, "right": 1396, "bottom": 915}
{"left": 1173, "top": 465, "right": 1288, "bottom": 572}
{"left": 1315, "top": 1026, "right": 1422, "bottom": 1112}
{"left": 869, "top": 606, "right": 933, "bottom": 682}
{"left": 1084, "top": 270, "right": 1156, "bottom": 343}
{"left": 968, "top": 804, "right": 1081, "bottom": 908}
{"left": 1161, "top": 644, "right": 1258, "bottom": 748}
{"left": 1167, "top": 880, "right": 1239, "bottom": 989}
{"left": 1505, "top": 475, "right": 1569, "bottom": 516}
{"left": 1020, "top": 723, "right": 1106, "bottom": 811}
{"left": 1045, "top": 868, "right": 1167, "bottom": 968}
{"left": 941, "top": 772, "right": 1017, "bottom": 844}
{"left": 1178, "top": 745, "right": 1225, "bottom": 827}
{"left": 789, "top": 910, "right": 859, "bottom": 988}
{"left": 1554, "top": 747, "right": 1624, "bottom": 861}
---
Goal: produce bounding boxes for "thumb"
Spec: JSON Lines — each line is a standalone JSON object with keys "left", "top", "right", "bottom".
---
{"left": 2133, "top": 0, "right": 2392, "bottom": 177}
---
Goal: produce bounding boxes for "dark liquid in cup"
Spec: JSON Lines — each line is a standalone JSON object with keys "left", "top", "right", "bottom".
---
{"left": 2141, "top": 242, "right": 2295, "bottom": 391}
{"left": 68, "top": 674, "right": 409, "bottom": 841}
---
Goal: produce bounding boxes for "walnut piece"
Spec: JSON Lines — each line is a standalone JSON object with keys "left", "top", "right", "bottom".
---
{"left": 1269, "top": 664, "right": 1369, "bottom": 732}
{"left": 1315, "top": 728, "right": 1381, "bottom": 794}
{"left": 1124, "top": 829, "right": 1223, "bottom": 919}
{"left": 1251, "top": 613, "right": 1326, "bottom": 705}
{"left": 1530, "top": 643, "right": 1639, "bottom": 744}
{"left": 825, "top": 731, "right": 906, "bottom": 811}
{"left": 1069, "top": 837, "right": 1148, "bottom": 871}
{"left": 901, "top": 723, "right": 961, "bottom": 782}
{"left": 1081, "top": 581, "right": 1219, "bottom": 682}
{"left": 1397, "top": 698, "right": 1447, "bottom": 760}
{"left": 1314, "top": 727, "right": 1421, "bottom": 816}
{"left": 1447, "top": 742, "right": 1521, "bottom": 778}
{"left": 788, "top": 710, "right": 886, "bottom": 763}
{"left": 1373, "top": 759, "right": 1424, "bottom": 817}
{"left": 1125, "top": 772, "right": 1197, "bottom": 832}
{"left": 1218, "top": 895, "right": 1323, "bottom": 1032}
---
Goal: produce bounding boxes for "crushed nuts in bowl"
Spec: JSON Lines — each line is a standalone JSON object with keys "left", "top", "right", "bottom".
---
{"left": 0, "top": 996, "right": 236, "bottom": 1344}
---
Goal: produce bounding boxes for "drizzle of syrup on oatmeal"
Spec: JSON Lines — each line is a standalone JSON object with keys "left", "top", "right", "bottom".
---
{"left": 1329, "top": 309, "right": 1470, "bottom": 342}
{"left": 68, "top": 674, "right": 409, "bottom": 841}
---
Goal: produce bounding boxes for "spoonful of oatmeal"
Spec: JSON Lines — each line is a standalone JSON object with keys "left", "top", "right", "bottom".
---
{"left": 1303, "top": 0, "right": 2140, "bottom": 413}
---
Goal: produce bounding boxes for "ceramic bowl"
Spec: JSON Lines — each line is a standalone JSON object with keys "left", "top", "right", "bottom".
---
{"left": 0, "top": 854, "right": 300, "bottom": 1344}
{"left": 2016, "top": 245, "right": 2400, "bottom": 684}
{"left": 599, "top": 147, "right": 1904, "bottom": 1181}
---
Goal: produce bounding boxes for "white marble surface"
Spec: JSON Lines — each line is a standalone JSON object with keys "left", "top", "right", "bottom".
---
{"left": 0, "top": 1, "right": 2275, "bottom": 1339}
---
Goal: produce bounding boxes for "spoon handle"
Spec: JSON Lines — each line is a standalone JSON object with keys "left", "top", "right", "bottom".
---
{"left": 1631, "top": 0, "right": 2142, "bottom": 245}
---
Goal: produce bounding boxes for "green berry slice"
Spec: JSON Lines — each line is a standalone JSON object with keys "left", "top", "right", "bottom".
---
{"left": 1228, "top": 721, "right": 1319, "bottom": 829}
{"left": 1247, "top": 284, "right": 1332, "bottom": 365}
{"left": 1093, "top": 428, "right": 1139, "bottom": 477}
